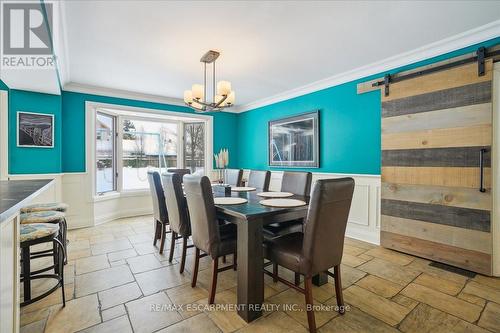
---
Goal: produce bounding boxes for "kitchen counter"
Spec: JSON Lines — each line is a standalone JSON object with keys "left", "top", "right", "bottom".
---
{"left": 0, "top": 179, "right": 54, "bottom": 223}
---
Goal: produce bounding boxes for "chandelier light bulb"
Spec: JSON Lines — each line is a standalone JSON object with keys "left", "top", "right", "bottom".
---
{"left": 183, "top": 90, "right": 193, "bottom": 104}
{"left": 226, "top": 91, "right": 235, "bottom": 105}
{"left": 192, "top": 84, "right": 204, "bottom": 100}
{"left": 217, "top": 81, "right": 231, "bottom": 96}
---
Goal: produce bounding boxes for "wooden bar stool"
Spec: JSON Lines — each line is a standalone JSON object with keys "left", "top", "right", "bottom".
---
{"left": 20, "top": 223, "right": 66, "bottom": 307}
{"left": 20, "top": 211, "right": 68, "bottom": 266}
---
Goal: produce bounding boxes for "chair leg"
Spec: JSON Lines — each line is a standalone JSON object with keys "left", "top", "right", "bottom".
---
{"left": 209, "top": 258, "right": 219, "bottom": 304}
{"left": 334, "top": 265, "right": 344, "bottom": 314}
{"left": 233, "top": 251, "right": 237, "bottom": 271}
{"left": 191, "top": 248, "right": 200, "bottom": 288}
{"left": 168, "top": 231, "right": 176, "bottom": 261}
{"left": 57, "top": 240, "right": 66, "bottom": 307}
{"left": 62, "top": 218, "right": 68, "bottom": 265}
{"left": 304, "top": 277, "right": 317, "bottom": 333}
{"left": 21, "top": 247, "right": 31, "bottom": 303}
{"left": 295, "top": 272, "right": 301, "bottom": 286}
{"left": 153, "top": 220, "right": 160, "bottom": 246}
{"left": 273, "top": 263, "right": 278, "bottom": 282}
{"left": 180, "top": 237, "right": 188, "bottom": 274}
{"left": 159, "top": 223, "right": 167, "bottom": 254}
{"left": 222, "top": 255, "right": 226, "bottom": 263}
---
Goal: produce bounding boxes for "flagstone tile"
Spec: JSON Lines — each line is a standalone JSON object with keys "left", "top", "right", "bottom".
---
{"left": 101, "top": 304, "right": 127, "bottom": 321}
{"left": 364, "top": 247, "right": 415, "bottom": 266}
{"left": 400, "top": 303, "right": 489, "bottom": 333}
{"left": 358, "top": 258, "right": 420, "bottom": 286}
{"left": 21, "top": 284, "right": 74, "bottom": 314}
{"left": 75, "top": 254, "right": 110, "bottom": 275}
{"left": 133, "top": 241, "right": 158, "bottom": 255}
{"left": 401, "top": 283, "right": 482, "bottom": 322}
{"left": 98, "top": 281, "right": 143, "bottom": 310}
{"left": 45, "top": 294, "right": 101, "bottom": 333}
{"left": 202, "top": 289, "right": 248, "bottom": 333}
{"left": 478, "top": 301, "right": 500, "bottom": 333}
{"left": 336, "top": 264, "right": 366, "bottom": 288}
{"left": 344, "top": 238, "right": 376, "bottom": 250}
{"left": 75, "top": 265, "right": 134, "bottom": 297}
{"left": 355, "top": 275, "right": 403, "bottom": 298}
{"left": 343, "top": 244, "right": 366, "bottom": 256}
{"left": 126, "top": 292, "right": 183, "bottom": 333}
{"left": 107, "top": 248, "right": 138, "bottom": 262}
{"left": 342, "top": 285, "right": 410, "bottom": 326}
{"left": 406, "top": 258, "right": 467, "bottom": 285}
{"left": 156, "top": 313, "right": 221, "bottom": 333}
{"left": 237, "top": 311, "right": 307, "bottom": 333}
{"left": 391, "top": 294, "right": 419, "bottom": 311}
{"left": 472, "top": 275, "right": 500, "bottom": 290}
{"left": 414, "top": 273, "right": 464, "bottom": 296}
{"left": 91, "top": 238, "right": 133, "bottom": 255}
{"left": 462, "top": 280, "right": 500, "bottom": 304}
{"left": 80, "top": 315, "right": 133, "bottom": 333}
{"left": 127, "top": 253, "right": 163, "bottom": 274}
{"left": 457, "top": 291, "right": 486, "bottom": 307}
{"left": 342, "top": 253, "right": 370, "bottom": 267}
{"left": 135, "top": 265, "right": 190, "bottom": 295}
{"left": 318, "top": 306, "right": 399, "bottom": 333}
{"left": 20, "top": 319, "right": 46, "bottom": 333}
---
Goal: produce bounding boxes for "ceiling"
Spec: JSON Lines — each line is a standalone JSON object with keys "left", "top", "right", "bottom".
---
{"left": 2, "top": 1, "right": 500, "bottom": 111}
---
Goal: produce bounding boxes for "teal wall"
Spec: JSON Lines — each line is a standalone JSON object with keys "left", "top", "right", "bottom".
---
{"left": 9, "top": 90, "right": 62, "bottom": 174}
{"left": 0, "top": 80, "right": 8, "bottom": 90}
{"left": 237, "top": 37, "right": 500, "bottom": 175}
{"left": 61, "top": 91, "right": 239, "bottom": 172}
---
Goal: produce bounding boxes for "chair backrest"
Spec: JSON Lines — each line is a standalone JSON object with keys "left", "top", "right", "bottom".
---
{"left": 147, "top": 171, "right": 168, "bottom": 223}
{"left": 281, "top": 171, "right": 312, "bottom": 196}
{"left": 183, "top": 175, "right": 221, "bottom": 258}
{"left": 166, "top": 168, "right": 191, "bottom": 183}
{"left": 162, "top": 173, "right": 191, "bottom": 237}
{"left": 225, "top": 169, "right": 243, "bottom": 187}
{"left": 247, "top": 170, "right": 271, "bottom": 191}
{"left": 302, "top": 178, "right": 354, "bottom": 275}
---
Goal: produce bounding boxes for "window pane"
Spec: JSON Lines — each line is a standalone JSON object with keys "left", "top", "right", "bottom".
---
{"left": 96, "top": 113, "right": 115, "bottom": 193}
{"left": 184, "top": 123, "right": 205, "bottom": 175}
{"left": 122, "top": 119, "right": 178, "bottom": 190}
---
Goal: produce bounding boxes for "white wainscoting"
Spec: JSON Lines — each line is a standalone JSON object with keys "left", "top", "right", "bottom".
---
{"left": 241, "top": 170, "right": 381, "bottom": 245}
{"left": 8, "top": 173, "right": 153, "bottom": 230}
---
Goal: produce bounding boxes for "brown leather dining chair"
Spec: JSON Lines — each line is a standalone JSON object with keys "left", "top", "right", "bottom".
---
{"left": 147, "top": 171, "right": 170, "bottom": 254}
{"left": 166, "top": 168, "right": 191, "bottom": 182}
{"left": 224, "top": 169, "right": 243, "bottom": 187}
{"left": 247, "top": 170, "right": 271, "bottom": 190}
{"left": 264, "top": 177, "right": 355, "bottom": 333}
{"left": 183, "top": 175, "right": 237, "bottom": 304}
{"left": 264, "top": 171, "right": 312, "bottom": 238}
{"left": 162, "top": 173, "right": 192, "bottom": 274}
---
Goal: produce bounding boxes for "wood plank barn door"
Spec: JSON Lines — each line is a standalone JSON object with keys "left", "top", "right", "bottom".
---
{"left": 381, "top": 59, "right": 494, "bottom": 275}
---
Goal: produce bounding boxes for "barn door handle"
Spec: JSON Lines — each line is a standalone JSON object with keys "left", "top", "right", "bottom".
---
{"left": 479, "top": 148, "right": 487, "bottom": 193}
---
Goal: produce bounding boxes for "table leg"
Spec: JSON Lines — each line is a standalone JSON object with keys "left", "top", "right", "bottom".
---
{"left": 236, "top": 218, "right": 264, "bottom": 322}
{"left": 312, "top": 272, "right": 328, "bottom": 286}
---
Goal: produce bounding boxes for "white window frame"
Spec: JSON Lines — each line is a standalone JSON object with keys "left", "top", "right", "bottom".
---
{"left": 85, "top": 101, "right": 213, "bottom": 201}
{"left": 95, "top": 110, "right": 118, "bottom": 195}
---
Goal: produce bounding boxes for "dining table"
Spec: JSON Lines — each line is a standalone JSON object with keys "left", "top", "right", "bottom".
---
{"left": 212, "top": 187, "right": 328, "bottom": 323}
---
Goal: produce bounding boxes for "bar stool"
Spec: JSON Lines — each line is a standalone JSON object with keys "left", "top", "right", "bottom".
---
{"left": 20, "top": 211, "right": 68, "bottom": 265}
{"left": 21, "top": 203, "right": 69, "bottom": 253}
{"left": 20, "top": 223, "right": 66, "bottom": 307}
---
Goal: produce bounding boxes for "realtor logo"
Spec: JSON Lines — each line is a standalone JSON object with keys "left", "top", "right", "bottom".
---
{"left": 1, "top": 1, "right": 55, "bottom": 68}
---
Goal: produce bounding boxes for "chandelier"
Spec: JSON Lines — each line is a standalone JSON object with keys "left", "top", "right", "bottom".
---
{"left": 183, "top": 50, "right": 235, "bottom": 113}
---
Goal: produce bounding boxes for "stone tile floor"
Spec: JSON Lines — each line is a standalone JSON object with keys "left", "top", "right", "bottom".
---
{"left": 21, "top": 215, "right": 500, "bottom": 333}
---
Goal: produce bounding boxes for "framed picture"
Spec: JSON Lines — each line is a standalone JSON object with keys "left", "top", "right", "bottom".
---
{"left": 17, "top": 111, "right": 54, "bottom": 148}
{"left": 268, "top": 110, "right": 319, "bottom": 167}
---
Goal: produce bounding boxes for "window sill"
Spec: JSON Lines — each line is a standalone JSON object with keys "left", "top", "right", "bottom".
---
{"left": 92, "top": 189, "right": 150, "bottom": 202}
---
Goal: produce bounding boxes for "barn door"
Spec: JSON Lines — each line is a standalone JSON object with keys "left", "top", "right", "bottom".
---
{"left": 381, "top": 59, "right": 493, "bottom": 275}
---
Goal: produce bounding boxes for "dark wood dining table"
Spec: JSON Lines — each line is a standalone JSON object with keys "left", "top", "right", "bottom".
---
{"left": 212, "top": 188, "right": 328, "bottom": 323}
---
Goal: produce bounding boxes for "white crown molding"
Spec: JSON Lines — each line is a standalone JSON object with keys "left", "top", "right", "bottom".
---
{"left": 234, "top": 19, "right": 500, "bottom": 113}
{"left": 63, "top": 82, "right": 186, "bottom": 107}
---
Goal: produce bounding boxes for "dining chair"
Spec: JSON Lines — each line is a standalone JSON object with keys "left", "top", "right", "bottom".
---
{"left": 147, "top": 171, "right": 169, "bottom": 254}
{"left": 224, "top": 169, "right": 243, "bottom": 187}
{"left": 162, "top": 173, "right": 193, "bottom": 273}
{"left": 166, "top": 168, "right": 191, "bottom": 182}
{"left": 263, "top": 177, "right": 355, "bottom": 333}
{"left": 264, "top": 171, "right": 312, "bottom": 237}
{"left": 247, "top": 170, "right": 271, "bottom": 191}
{"left": 184, "top": 175, "right": 237, "bottom": 304}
